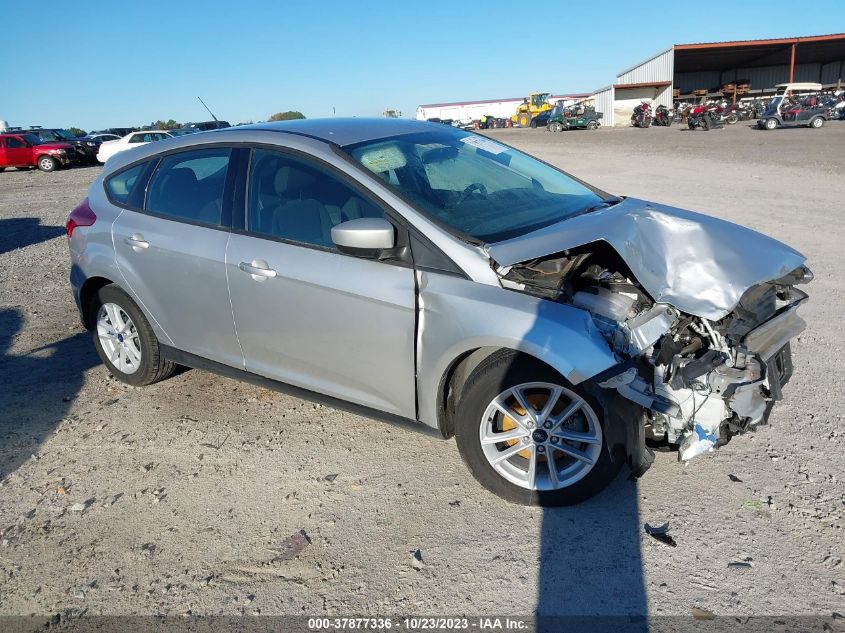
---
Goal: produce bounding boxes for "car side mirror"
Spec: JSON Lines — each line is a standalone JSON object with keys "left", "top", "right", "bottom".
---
{"left": 331, "top": 217, "right": 395, "bottom": 258}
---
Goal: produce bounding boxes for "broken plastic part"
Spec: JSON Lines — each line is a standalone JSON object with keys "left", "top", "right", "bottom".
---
{"left": 678, "top": 424, "right": 717, "bottom": 461}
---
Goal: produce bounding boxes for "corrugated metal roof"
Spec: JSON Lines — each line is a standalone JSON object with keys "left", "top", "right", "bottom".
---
{"left": 675, "top": 33, "right": 845, "bottom": 49}
{"left": 616, "top": 47, "right": 673, "bottom": 79}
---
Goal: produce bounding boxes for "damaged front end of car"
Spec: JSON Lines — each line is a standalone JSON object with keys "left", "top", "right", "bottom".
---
{"left": 495, "top": 232, "right": 812, "bottom": 473}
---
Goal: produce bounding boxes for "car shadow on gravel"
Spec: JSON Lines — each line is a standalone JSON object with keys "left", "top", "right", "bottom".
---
{"left": 0, "top": 217, "right": 65, "bottom": 255}
{"left": 0, "top": 308, "right": 99, "bottom": 481}
{"left": 537, "top": 475, "right": 646, "bottom": 632}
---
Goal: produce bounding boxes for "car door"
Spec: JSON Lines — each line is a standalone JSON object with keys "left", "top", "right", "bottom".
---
{"left": 226, "top": 147, "right": 417, "bottom": 418}
{"left": 5, "top": 136, "right": 32, "bottom": 166}
{"left": 111, "top": 146, "right": 243, "bottom": 368}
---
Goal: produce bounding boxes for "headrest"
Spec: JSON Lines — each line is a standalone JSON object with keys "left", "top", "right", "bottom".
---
{"left": 274, "top": 166, "right": 315, "bottom": 195}
{"left": 162, "top": 168, "right": 197, "bottom": 191}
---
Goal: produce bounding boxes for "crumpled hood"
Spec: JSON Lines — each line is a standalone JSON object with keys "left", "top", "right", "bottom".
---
{"left": 487, "top": 198, "right": 806, "bottom": 321}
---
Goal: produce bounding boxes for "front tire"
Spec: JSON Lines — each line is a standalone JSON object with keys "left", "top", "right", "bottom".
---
{"left": 764, "top": 118, "right": 778, "bottom": 130}
{"left": 810, "top": 116, "right": 824, "bottom": 129}
{"left": 89, "top": 285, "right": 177, "bottom": 386}
{"left": 37, "top": 156, "right": 57, "bottom": 172}
{"left": 517, "top": 112, "right": 531, "bottom": 128}
{"left": 454, "top": 351, "right": 623, "bottom": 506}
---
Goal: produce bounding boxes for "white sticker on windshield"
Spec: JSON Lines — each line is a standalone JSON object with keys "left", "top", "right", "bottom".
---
{"left": 460, "top": 135, "right": 507, "bottom": 155}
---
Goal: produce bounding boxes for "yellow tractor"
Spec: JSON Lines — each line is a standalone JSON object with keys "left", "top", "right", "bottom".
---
{"left": 512, "top": 92, "right": 552, "bottom": 128}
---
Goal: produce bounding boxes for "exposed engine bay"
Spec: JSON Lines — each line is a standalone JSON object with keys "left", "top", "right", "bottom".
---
{"left": 496, "top": 241, "right": 812, "bottom": 463}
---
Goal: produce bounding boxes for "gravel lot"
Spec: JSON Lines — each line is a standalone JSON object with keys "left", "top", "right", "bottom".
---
{"left": 1, "top": 123, "right": 843, "bottom": 623}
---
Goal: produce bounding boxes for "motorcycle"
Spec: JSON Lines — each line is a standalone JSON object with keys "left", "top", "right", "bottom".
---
{"left": 631, "top": 102, "right": 652, "bottom": 128}
{"left": 687, "top": 103, "right": 721, "bottom": 131}
{"left": 653, "top": 104, "right": 673, "bottom": 126}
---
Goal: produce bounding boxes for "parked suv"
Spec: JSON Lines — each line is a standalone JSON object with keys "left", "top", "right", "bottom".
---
{"left": 66, "top": 119, "right": 810, "bottom": 505}
{"left": 0, "top": 133, "right": 75, "bottom": 171}
{"left": 21, "top": 128, "right": 100, "bottom": 164}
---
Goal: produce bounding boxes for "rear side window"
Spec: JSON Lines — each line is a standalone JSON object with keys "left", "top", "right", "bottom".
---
{"left": 105, "top": 163, "right": 146, "bottom": 205}
{"left": 146, "top": 148, "right": 231, "bottom": 226}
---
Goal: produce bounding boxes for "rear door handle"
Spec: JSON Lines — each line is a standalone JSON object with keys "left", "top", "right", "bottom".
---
{"left": 239, "top": 260, "right": 277, "bottom": 280}
{"left": 124, "top": 234, "right": 149, "bottom": 251}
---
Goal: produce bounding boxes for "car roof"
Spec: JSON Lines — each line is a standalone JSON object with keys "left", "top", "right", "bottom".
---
{"left": 219, "top": 118, "right": 440, "bottom": 146}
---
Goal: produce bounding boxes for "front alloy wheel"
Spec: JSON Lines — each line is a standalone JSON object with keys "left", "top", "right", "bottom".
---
{"left": 454, "top": 351, "right": 622, "bottom": 505}
{"left": 479, "top": 382, "right": 602, "bottom": 491}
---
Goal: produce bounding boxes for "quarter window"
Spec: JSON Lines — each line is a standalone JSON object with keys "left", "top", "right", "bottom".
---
{"left": 146, "top": 148, "right": 231, "bottom": 225}
{"left": 247, "top": 148, "right": 383, "bottom": 248}
{"left": 105, "top": 163, "right": 146, "bottom": 205}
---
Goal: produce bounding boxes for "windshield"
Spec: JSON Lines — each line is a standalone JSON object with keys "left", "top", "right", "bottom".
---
{"left": 344, "top": 129, "right": 605, "bottom": 242}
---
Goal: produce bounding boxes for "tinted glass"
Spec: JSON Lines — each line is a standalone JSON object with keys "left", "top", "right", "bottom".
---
{"left": 106, "top": 163, "right": 146, "bottom": 205}
{"left": 146, "top": 148, "right": 231, "bottom": 225}
{"left": 247, "top": 148, "right": 383, "bottom": 248}
{"left": 345, "top": 129, "right": 606, "bottom": 243}
{"left": 6, "top": 137, "right": 25, "bottom": 149}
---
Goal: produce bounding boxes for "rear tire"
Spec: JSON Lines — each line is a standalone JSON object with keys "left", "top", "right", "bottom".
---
{"left": 89, "top": 285, "right": 177, "bottom": 387}
{"left": 764, "top": 118, "right": 778, "bottom": 130}
{"left": 37, "top": 156, "right": 57, "bottom": 172}
{"left": 587, "top": 120, "right": 598, "bottom": 130}
{"left": 702, "top": 115, "right": 711, "bottom": 131}
{"left": 810, "top": 116, "right": 824, "bottom": 129}
{"left": 454, "top": 350, "right": 623, "bottom": 506}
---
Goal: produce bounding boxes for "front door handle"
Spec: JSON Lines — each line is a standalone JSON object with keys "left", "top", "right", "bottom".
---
{"left": 239, "top": 260, "right": 277, "bottom": 281}
{"left": 124, "top": 234, "right": 149, "bottom": 251}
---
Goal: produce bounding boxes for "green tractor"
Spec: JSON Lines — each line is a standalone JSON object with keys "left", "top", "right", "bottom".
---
{"left": 547, "top": 102, "right": 603, "bottom": 132}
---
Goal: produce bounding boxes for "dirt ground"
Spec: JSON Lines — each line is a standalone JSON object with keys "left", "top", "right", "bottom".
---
{"left": 0, "top": 122, "right": 843, "bottom": 623}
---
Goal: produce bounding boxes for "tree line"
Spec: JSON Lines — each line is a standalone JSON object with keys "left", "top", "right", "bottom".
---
{"left": 66, "top": 111, "right": 306, "bottom": 137}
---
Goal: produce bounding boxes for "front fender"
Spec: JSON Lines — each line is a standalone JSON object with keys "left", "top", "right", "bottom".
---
{"left": 416, "top": 271, "right": 617, "bottom": 429}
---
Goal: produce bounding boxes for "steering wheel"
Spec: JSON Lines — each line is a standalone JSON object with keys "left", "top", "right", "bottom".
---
{"left": 454, "top": 182, "right": 488, "bottom": 207}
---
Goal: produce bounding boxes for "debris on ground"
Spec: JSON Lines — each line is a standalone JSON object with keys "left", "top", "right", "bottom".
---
{"left": 691, "top": 607, "right": 716, "bottom": 620}
{"left": 323, "top": 474, "right": 338, "bottom": 482}
{"left": 728, "top": 474, "right": 742, "bottom": 482}
{"left": 269, "top": 529, "right": 311, "bottom": 561}
{"left": 728, "top": 558, "right": 754, "bottom": 570}
{"left": 644, "top": 522, "right": 677, "bottom": 547}
{"left": 411, "top": 549, "right": 424, "bottom": 570}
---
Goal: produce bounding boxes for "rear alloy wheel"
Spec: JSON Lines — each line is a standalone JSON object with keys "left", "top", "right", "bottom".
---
{"left": 810, "top": 116, "right": 824, "bottom": 129}
{"left": 765, "top": 118, "right": 778, "bottom": 130}
{"left": 38, "top": 156, "right": 57, "bottom": 172}
{"left": 454, "top": 351, "right": 622, "bottom": 505}
{"left": 90, "top": 285, "right": 177, "bottom": 386}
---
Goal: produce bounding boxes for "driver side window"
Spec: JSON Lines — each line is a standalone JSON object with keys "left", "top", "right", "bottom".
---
{"left": 246, "top": 148, "right": 383, "bottom": 249}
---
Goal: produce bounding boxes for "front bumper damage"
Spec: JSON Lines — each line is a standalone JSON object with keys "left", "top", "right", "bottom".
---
{"left": 596, "top": 277, "right": 808, "bottom": 462}
{"left": 491, "top": 197, "right": 813, "bottom": 470}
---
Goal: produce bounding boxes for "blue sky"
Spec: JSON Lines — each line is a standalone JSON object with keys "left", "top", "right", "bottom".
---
{"left": 2, "top": 0, "right": 843, "bottom": 131}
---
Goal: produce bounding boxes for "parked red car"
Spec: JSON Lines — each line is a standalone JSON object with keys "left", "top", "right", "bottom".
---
{"left": 0, "top": 133, "right": 76, "bottom": 172}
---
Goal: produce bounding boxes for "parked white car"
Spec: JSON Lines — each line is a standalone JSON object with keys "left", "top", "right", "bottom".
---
{"left": 96, "top": 130, "right": 172, "bottom": 163}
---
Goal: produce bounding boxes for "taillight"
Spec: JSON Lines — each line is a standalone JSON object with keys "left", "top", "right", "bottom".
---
{"left": 66, "top": 197, "right": 96, "bottom": 237}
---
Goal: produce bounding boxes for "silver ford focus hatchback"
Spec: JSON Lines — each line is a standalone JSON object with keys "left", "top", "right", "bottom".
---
{"left": 66, "top": 119, "right": 811, "bottom": 505}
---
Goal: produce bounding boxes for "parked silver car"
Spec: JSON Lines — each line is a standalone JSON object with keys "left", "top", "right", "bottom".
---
{"left": 66, "top": 119, "right": 811, "bottom": 505}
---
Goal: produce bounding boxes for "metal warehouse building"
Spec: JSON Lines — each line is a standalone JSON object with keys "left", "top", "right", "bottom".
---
{"left": 597, "top": 33, "right": 845, "bottom": 126}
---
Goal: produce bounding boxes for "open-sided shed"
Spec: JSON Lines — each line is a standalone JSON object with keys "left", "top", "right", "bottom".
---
{"left": 603, "top": 33, "right": 845, "bottom": 125}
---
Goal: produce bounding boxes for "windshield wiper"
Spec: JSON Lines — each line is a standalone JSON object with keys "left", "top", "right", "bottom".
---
{"left": 582, "top": 196, "right": 622, "bottom": 214}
